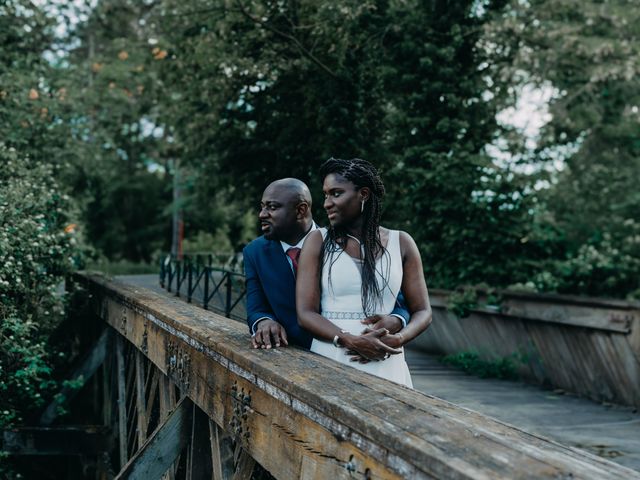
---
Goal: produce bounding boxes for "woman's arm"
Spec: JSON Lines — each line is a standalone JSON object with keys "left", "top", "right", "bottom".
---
{"left": 381, "top": 231, "right": 432, "bottom": 348}
{"left": 296, "top": 231, "right": 401, "bottom": 359}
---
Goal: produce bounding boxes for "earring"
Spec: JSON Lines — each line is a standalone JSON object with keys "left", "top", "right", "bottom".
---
{"left": 361, "top": 200, "right": 365, "bottom": 213}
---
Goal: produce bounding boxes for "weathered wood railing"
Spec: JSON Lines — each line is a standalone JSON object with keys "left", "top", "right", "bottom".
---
{"left": 69, "top": 272, "right": 639, "bottom": 479}
{"left": 414, "top": 289, "right": 640, "bottom": 408}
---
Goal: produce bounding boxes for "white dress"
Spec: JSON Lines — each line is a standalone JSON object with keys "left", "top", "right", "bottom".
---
{"left": 310, "top": 228, "right": 413, "bottom": 388}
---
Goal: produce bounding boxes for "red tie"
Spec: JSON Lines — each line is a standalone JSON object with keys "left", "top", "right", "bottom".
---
{"left": 286, "top": 247, "right": 301, "bottom": 274}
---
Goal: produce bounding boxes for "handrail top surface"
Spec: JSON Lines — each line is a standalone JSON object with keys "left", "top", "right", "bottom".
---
{"left": 74, "top": 271, "right": 640, "bottom": 480}
{"left": 429, "top": 288, "right": 640, "bottom": 310}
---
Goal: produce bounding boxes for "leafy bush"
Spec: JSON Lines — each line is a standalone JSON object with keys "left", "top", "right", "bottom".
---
{"left": 534, "top": 234, "right": 640, "bottom": 300}
{"left": 441, "top": 351, "right": 521, "bottom": 380}
{"left": 0, "top": 144, "right": 81, "bottom": 431}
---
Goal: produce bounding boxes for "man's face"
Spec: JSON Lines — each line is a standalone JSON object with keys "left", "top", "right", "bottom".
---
{"left": 259, "top": 185, "right": 299, "bottom": 241}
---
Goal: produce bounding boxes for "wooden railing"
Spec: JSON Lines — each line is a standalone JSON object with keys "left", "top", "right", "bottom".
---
{"left": 414, "top": 289, "right": 640, "bottom": 408}
{"left": 65, "top": 272, "right": 638, "bottom": 479}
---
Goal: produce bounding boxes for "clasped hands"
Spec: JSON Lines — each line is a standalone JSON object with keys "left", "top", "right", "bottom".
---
{"left": 343, "top": 314, "right": 404, "bottom": 364}
{"left": 252, "top": 315, "right": 403, "bottom": 363}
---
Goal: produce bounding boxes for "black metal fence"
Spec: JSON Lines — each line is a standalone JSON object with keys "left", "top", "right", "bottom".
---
{"left": 159, "top": 254, "right": 247, "bottom": 321}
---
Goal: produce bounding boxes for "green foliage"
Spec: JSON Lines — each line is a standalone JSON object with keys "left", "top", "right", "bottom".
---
{"left": 489, "top": 0, "right": 640, "bottom": 298}
{"left": 441, "top": 351, "right": 521, "bottom": 380}
{"left": 447, "top": 287, "right": 479, "bottom": 318}
{"left": 0, "top": 145, "right": 81, "bottom": 433}
{"left": 147, "top": 0, "right": 542, "bottom": 291}
{"left": 530, "top": 234, "right": 640, "bottom": 300}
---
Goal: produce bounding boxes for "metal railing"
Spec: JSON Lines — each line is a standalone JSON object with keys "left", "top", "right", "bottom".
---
{"left": 159, "top": 254, "right": 246, "bottom": 321}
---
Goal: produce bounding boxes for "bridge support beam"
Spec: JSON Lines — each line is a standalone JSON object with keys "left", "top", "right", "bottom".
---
{"left": 115, "top": 397, "right": 192, "bottom": 480}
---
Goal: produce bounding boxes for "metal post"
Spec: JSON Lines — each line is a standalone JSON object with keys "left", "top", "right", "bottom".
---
{"left": 175, "top": 262, "right": 181, "bottom": 297}
{"left": 225, "top": 273, "right": 232, "bottom": 318}
{"left": 187, "top": 260, "right": 192, "bottom": 303}
{"left": 203, "top": 267, "right": 210, "bottom": 310}
{"left": 159, "top": 257, "right": 165, "bottom": 288}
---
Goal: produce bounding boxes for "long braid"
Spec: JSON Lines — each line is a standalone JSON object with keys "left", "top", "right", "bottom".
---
{"left": 319, "top": 158, "right": 387, "bottom": 315}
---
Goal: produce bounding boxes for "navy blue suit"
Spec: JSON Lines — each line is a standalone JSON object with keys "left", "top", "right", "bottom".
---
{"left": 244, "top": 235, "right": 313, "bottom": 348}
{"left": 243, "top": 234, "right": 410, "bottom": 349}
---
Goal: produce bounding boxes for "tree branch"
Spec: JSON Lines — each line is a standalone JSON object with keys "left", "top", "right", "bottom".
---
{"left": 234, "top": 0, "right": 338, "bottom": 79}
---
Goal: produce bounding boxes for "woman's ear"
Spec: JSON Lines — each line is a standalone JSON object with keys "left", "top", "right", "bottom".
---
{"left": 359, "top": 187, "right": 371, "bottom": 203}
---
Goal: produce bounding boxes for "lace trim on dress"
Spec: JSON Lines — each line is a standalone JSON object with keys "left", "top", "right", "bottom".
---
{"left": 322, "top": 311, "right": 367, "bottom": 320}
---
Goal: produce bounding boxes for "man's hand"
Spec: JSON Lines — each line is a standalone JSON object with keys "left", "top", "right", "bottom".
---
{"left": 252, "top": 319, "right": 288, "bottom": 349}
{"left": 361, "top": 314, "right": 403, "bottom": 334}
{"left": 343, "top": 328, "right": 402, "bottom": 363}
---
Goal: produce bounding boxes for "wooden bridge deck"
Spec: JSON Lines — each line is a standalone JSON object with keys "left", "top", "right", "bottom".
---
{"left": 121, "top": 274, "right": 640, "bottom": 473}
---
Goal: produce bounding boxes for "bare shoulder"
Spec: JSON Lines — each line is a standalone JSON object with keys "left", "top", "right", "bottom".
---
{"left": 397, "top": 230, "right": 419, "bottom": 258}
{"left": 302, "top": 229, "right": 323, "bottom": 252}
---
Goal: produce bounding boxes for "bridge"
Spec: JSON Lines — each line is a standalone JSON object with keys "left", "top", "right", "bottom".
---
{"left": 5, "top": 268, "right": 637, "bottom": 479}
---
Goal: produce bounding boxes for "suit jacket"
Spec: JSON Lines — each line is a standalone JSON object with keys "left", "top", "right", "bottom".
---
{"left": 244, "top": 235, "right": 313, "bottom": 348}
{"left": 243, "top": 234, "right": 411, "bottom": 349}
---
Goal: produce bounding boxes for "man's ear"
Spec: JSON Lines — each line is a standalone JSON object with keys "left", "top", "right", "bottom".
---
{"left": 296, "top": 202, "right": 309, "bottom": 218}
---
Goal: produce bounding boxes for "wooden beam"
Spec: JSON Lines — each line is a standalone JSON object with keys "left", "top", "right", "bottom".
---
{"left": 145, "top": 368, "right": 160, "bottom": 432}
{"left": 232, "top": 448, "right": 255, "bottom": 480}
{"left": 77, "top": 272, "right": 640, "bottom": 480}
{"left": 40, "top": 328, "right": 110, "bottom": 425}
{"left": 209, "top": 420, "right": 225, "bottom": 480}
{"left": 209, "top": 419, "right": 235, "bottom": 480}
{"left": 159, "top": 374, "right": 177, "bottom": 480}
{"left": 2, "top": 426, "right": 110, "bottom": 456}
{"left": 186, "top": 404, "right": 213, "bottom": 480}
{"left": 135, "top": 350, "right": 148, "bottom": 445}
{"left": 116, "top": 335, "right": 128, "bottom": 468}
{"left": 115, "top": 397, "right": 192, "bottom": 480}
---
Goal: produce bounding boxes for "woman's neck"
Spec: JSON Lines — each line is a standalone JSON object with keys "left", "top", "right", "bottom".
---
{"left": 345, "top": 218, "right": 364, "bottom": 239}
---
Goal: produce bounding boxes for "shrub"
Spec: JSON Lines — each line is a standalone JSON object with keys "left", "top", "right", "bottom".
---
{"left": 0, "top": 144, "right": 81, "bottom": 431}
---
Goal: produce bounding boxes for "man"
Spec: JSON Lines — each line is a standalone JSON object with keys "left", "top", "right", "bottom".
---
{"left": 243, "top": 178, "right": 409, "bottom": 355}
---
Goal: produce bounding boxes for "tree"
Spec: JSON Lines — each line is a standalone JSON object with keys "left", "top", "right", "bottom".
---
{"left": 63, "top": 0, "right": 173, "bottom": 261}
{"left": 488, "top": 0, "right": 640, "bottom": 298}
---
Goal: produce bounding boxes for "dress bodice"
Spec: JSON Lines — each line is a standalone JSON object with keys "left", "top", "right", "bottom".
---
{"left": 319, "top": 228, "right": 402, "bottom": 320}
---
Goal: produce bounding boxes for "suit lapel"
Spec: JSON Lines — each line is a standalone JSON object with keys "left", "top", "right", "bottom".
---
{"left": 263, "top": 239, "right": 295, "bottom": 283}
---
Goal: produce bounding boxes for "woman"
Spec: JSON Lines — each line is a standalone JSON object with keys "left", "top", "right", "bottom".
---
{"left": 296, "top": 158, "right": 431, "bottom": 387}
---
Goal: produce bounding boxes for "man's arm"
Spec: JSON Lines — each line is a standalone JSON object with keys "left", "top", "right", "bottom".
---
{"left": 360, "top": 291, "right": 410, "bottom": 335}
{"left": 243, "top": 247, "right": 288, "bottom": 348}
{"left": 391, "top": 291, "right": 410, "bottom": 327}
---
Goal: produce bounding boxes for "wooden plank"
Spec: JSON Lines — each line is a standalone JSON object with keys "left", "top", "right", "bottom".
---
{"left": 209, "top": 420, "right": 225, "bottom": 480}
{"left": 2, "top": 426, "right": 110, "bottom": 456}
{"left": 145, "top": 368, "right": 160, "bottom": 432}
{"left": 115, "top": 397, "right": 192, "bottom": 480}
{"left": 414, "top": 301, "right": 640, "bottom": 407}
{"left": 40, "top": 328, "right": 110, "bottom": 425}
{"left": 116, "top": 334, "right": 128, "bottom": 468}
{"left": 135, "top": 350, "right": 148, "bottom": 445}
{"left": 232, "top": 449, "right": 256, "bottom": 480}
{"left": 187, "top": 404, "right": 213, "bottom": 480}
{"left": 429, "top": 290, "right": 636, "bottom": 333}
{"left": 77, "top": 273, "right": 640, "bottom": 480}
{"left": 159, "top": 374, "right": 177, "bottom": 480}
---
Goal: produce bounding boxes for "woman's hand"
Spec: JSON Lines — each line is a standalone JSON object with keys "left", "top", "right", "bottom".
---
{"left": 342, "top": 328, "right": 402, "bottom": 362}
{"left": 347, "top": 330, "right": 404, "bottom": 363}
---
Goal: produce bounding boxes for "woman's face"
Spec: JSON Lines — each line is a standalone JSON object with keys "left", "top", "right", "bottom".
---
{"left": 322, "top": 173, "right": 366, "bottom": 228}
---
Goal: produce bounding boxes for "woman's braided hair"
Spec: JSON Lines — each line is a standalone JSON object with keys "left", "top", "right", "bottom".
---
{"left": 319, "top": 158, "right": 388, "bottom": 315}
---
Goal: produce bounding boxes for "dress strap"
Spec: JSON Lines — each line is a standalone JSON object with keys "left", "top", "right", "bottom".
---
{"left": 388, "top": 229, "right": 401, "bottom": 261}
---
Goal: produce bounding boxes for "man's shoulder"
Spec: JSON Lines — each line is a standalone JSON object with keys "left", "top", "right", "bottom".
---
{"left": 244, "top": 236, "right": 272, "bottom": 256}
